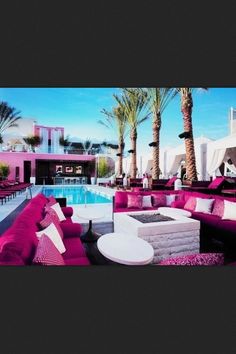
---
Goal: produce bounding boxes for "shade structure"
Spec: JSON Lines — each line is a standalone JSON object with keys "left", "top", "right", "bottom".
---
{"left": 207, "top": 134, "right": 236, "bottom": 176}
{"left": 163, "top": 137, "right": 213, "bottom": 180}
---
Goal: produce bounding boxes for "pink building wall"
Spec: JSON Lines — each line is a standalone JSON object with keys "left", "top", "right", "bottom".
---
{"left": 0, "top": 152, "right": 95, "bottom": 181}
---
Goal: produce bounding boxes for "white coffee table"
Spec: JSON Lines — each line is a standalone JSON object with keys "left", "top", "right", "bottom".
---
{"left": 97, "top": 232, "right": 154, "bottom": 265}
{"left": 114, "top": 210, "right": 200, "bottom": 264}
{"left": 78, "top": 209, "right": 104, "bottom": 242}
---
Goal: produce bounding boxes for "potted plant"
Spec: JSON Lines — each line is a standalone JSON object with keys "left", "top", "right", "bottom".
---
{"left": 0, "top": 162, "right": 10, "bottom": 180}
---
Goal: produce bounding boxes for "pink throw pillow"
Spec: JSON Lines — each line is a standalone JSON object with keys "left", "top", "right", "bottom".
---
{"left": 212, "top": 199, "right": 225, "bottom": 218}
{"left": 39, "top": 212, "right": 64, "bottom": 240}
{"left": 151, "top": 194, "right": 166, "bottom": 207}
{"left": 159, "top": 253, "right": 224, "bottom": 266}
{"left": 33, "top": 234, "right": 65, "bottom": 266}
{"left": 208, "top": 177, "right": 224, "bottom": 189}
{"left": 127, "top": 194, "right": 143, "bottom": 209}
{"left": 184, "top": 196, "right": 196, "bottom": 211}
{"left": 47, "top": 196, "right": 57, "bottom": 206}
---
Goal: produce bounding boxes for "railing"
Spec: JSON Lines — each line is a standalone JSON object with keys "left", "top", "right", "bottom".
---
{"left": 53, "top": 177, "right": 88, "bottom": 185}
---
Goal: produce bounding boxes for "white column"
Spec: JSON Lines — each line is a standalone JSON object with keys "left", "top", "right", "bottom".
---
{"left": 39, "top": 127, "right": 49, "bottom": 153}
{"left": 51, "top": 129, "right": 60, "bottom": 154}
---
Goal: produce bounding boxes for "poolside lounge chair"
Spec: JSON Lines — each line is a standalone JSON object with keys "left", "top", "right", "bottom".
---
{"left": 152, "top": 177, "right": 178, "bottom": 190}
{"left": 187, "top": 177, "right": 228, "bottom": 194}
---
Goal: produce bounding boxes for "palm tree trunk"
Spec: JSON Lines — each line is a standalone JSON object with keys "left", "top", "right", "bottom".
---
{"left": 181, "top": 92, "right": 198, "bottom": 181}
{"left": 118, "top": 136, "right": 124, "bottom": 176}
{"left": 152, "top": 111, "right": 161, "bottom": 180}
{"left": 130, "top": 127, "right": 137, "bottom": 178}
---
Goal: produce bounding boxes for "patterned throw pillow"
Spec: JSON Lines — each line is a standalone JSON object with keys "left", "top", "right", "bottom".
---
{"left": 212, "top": 199, "right": 225, "bottom": 218}
{"left": 39, "top": 212, "right": 64, "bottom": 240}
{"left": 127, "top": 194, "right": 143, "bottom": 209}
{"left": 47, "top": 196, "right": 57, "bottom": 206}
{"left": 36, "top": 223, "right": 66, "bottom": 254}
{"left": 159, "top": 253, "right": 224, "bottom": 266}
{"left": 33, "top": 234, "right": 65, "bottom": 266}
{"left": 50, "top": 203, "right": 66, "bottom": 222}
{"left": 184, "top": 196, "right": 197, "bottom": 211}
{"left": 151, "top": 194, "right": 166, "bottom": 207}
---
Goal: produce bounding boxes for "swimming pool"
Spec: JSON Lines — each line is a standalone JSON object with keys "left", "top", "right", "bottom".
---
{"left": 42, "top": 186, "right": 112, "bottom": 205}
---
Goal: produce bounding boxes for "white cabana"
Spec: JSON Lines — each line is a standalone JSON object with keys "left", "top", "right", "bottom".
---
{"left": 166, "top": 136, "right": 213, "bottom": 180}
{"left": 207, "top": 134, "right": 236, "bottom": 177}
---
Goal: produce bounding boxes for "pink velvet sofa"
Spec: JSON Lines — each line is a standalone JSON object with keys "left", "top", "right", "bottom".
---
{"left": 0, "top": 193, "right": 90, "bottom": 266}
{"left": 113, "top": 189, "right": 236, "bottom": 257}
{"left": 113, "top": 190, "right": 180, "bottom": 213}
{"left": 171, "top": 190, "right": 236, "bottom": 253}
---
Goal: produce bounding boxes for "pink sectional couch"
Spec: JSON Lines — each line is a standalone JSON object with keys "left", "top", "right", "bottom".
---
{"left": 171, "top": 190, "right": 236, "bottom": 253}
{"left": 0, "top": 193, "right": 90, "bottom": 266}
{"left": 113, "top": 190, "right": 181, "bottom": 213}
{"left": 113, "top": 190, "right": 236, "bottom": 257}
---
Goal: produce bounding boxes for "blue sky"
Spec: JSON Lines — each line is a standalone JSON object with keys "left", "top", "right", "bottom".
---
{"left": 0, "top": 87, "right": 235, "bottom": 157}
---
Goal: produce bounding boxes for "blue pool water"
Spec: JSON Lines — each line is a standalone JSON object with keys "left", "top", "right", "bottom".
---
{"left": 42, "top": 187, "right": 112, "bottom": 205}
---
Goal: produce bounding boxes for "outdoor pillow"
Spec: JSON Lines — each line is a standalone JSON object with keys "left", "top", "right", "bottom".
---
{"left": 33, "top": 234, "right": 65, "bottom": 266}
{"left": 222, "top": 200, "right": 236, "bottom": 221}
{"left": 195, "top": 198, "right": 215, "bottom": 214}
{"left": 159, "top": 253, "right": 224, "bottom": 266}
{"left": 151, "top": 194, "right": 166, "bottom": 207}
{"left": 50, "top": 202, "right": 66, "bottom": 222}
{"left": 166, "top": 194, "right": 177, "bottom": 206}
{"left": 208, "top": 177, "right": 225, "bottom": 189}
{"left": 212, "top": 199, "right": 225, "bottom": 218}
{"left": 36, "top": 223, "right": 66, "bottom": 254}
{"left": 142, "top": 195, "right": 152, "bottom": 208}
{"left": 165, "top": 176, "right": 177, "bottom": 187}
{"left": 184, "top": 197, "right": 196, "bottom": 211}
{"left": 38, "top": 211, "right": 64, "bottom": 240}
{"left": 47, "top": 195, "right": 57, "bottom": 206}
{"left": 127, "top": 194, "right": 143, "bottom": 209}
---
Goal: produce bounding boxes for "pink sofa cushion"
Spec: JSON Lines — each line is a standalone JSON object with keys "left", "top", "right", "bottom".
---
{"left": 159, "top": 253, "right": 224, "bottom": 266}
{"left": 184, "top": 196, "right": 196, "bottom": 211}
{"left": 127, "top": 194, "right": 143, "bottom": 209}
{"left": 212, "top": 198, "right": 224, "bottom": 218}
{"left": 152, "top": 194, "right": 166, "bottom": 207}
{"left": 208, "top": 177, "right": 225, "bottom": 189}
{"left": 33, "top": 234, "right": 65, "bottom": 266}
{"left": 63, "top": 238, "right": 87, "bottom": 259}
{"left": 115, "top": 191, "right": 128, "bottom": 208}
{"left": 165, "top": 176, "right": 177, "bottom": 187}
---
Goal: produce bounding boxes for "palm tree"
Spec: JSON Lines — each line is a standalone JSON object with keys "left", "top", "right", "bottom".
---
{"left": 82, "top": 139, "right": 92, "bottom": 154}
{"left": 140, "top": 88, "right": 177, "bottom": 180}
{"left": 0, "top": 102, "right": 21, "bottom": 143}
{"left": 176, "top": 88, "right": 207, "bottom": 182}
{"left": 23, "top": 135, "right": 42, "bottom": 152}
{"left": 114, "top": 88, "right": 150, "bottom": 178}
{"left": 59, "top": 135, "right": 71, "bottom": 153}
{"left": 99, "top": 105, "right": 127, "bottom": 176}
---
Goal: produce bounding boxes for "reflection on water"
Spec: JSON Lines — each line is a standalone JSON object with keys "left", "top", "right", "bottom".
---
{"left": 42, "top": 187, "right": 111, "bottom": 205}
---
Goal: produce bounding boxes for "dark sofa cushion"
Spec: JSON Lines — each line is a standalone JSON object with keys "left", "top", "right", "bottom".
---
{"left": 63, "top": 238, "right": 87, "bottom": 259}
{"left": 64, "top": 257, "right": 91, "bottom": 265}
